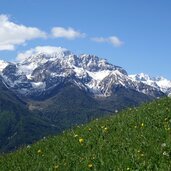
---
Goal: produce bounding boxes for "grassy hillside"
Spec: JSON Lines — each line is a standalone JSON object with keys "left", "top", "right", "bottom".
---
{"left": 0, "top": 97, "right": 171, "bottom": 171}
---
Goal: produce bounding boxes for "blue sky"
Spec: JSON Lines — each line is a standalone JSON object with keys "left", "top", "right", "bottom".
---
{"left": 0, "top": 0, "right": 171, "bottom": 79}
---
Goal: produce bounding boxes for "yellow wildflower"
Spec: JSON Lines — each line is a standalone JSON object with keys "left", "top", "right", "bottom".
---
{"left": 37, "top": 149, "right": 42, "bottom": 154}
{"left": 141, "top": 123, "right": 144, "bottom": 127}
{"left": 54, "top": 165, "right": 59, "bottom": 169}
{"left": 74, "top": 134, "right": 78, "bottom": 138}
{"left": 88, "top": 163, "right": 93, "bottom": 169}
{"left": 104, "top": 127, "right": 108, "bottom": 131}
{"left": 79, "top": 138, "right": 84, "bottom": 144}
{"left": 92, "top": 156, "right": 95, "bottom": 160}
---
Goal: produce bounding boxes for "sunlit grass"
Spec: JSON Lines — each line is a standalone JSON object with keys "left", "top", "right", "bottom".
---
{"left": 0, "top": 97, "right": 171, "bottom": 170}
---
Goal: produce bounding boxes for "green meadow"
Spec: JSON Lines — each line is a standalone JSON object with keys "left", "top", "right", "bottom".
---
{"left": 0, "top": 97, "right": 171, "bottom": 171}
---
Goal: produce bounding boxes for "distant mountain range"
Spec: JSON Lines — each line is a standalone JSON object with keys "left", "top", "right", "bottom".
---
{"left": 0, "top": 46, "right": 170, "bottom": 152}
{"left": 0, "top": 47, "right": 170, "bottom": 98}
{"left": 130, "top": 73, "right": 171, "bottom": 96}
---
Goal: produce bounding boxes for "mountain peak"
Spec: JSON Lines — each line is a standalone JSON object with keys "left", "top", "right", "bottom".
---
{"left": 129, "top": 73, "right": 171, "bottom": 95}
{"left": 130, "top": 73, "right": 152, "bottom": 81}
{"left": 0, "top": 60, "right": 9, "bottom": 72}
{"left": 17, "top": 46, "right": 72, "bottom": 63}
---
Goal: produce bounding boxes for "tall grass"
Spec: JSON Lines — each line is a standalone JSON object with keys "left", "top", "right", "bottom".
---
{"left": 0, "top": 97, "right": 171, "bottom": 171}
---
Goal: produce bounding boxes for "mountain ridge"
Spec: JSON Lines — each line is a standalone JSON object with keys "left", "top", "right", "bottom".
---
{"left": 129, "top": 73, "right": 171, "bottom": 95}
{"left": 0, "top": 46, "right": 168, "bottom": 99}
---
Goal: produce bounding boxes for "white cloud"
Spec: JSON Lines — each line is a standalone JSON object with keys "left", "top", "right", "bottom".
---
{"left": 0, "top": 14, "right": 46, "bottom": 51}
{"left": 51, "top": 27, "right": 85, "bottom": 39}
{"left": 17, "top": 46, "right": 68, "bottom": 62}
{"left": 92, "top": 36, "right": 124, "bottom": 47}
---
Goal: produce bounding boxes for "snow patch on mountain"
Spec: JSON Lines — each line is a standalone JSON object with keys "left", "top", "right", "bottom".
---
{"left": 87, "top": 70, "right": 111, "bottom": 81}
{"left": 0, "top": 60, "right": 9, "bottom": 72}
{"left": 31, "top": 82, "right": 46, "bottom": 89}
{"left": 129, "top": 73, "right": 171, "bottom": 95}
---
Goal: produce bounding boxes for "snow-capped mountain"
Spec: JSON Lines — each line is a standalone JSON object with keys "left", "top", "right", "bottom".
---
{"left": 129, "top": 73, "right": 171, "bottom": 95}
{"left": 0, "top": 60, "right": 9, "bottom": 72}
{"left": 0, "top": 46, "right": 166, "bottom": 99}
